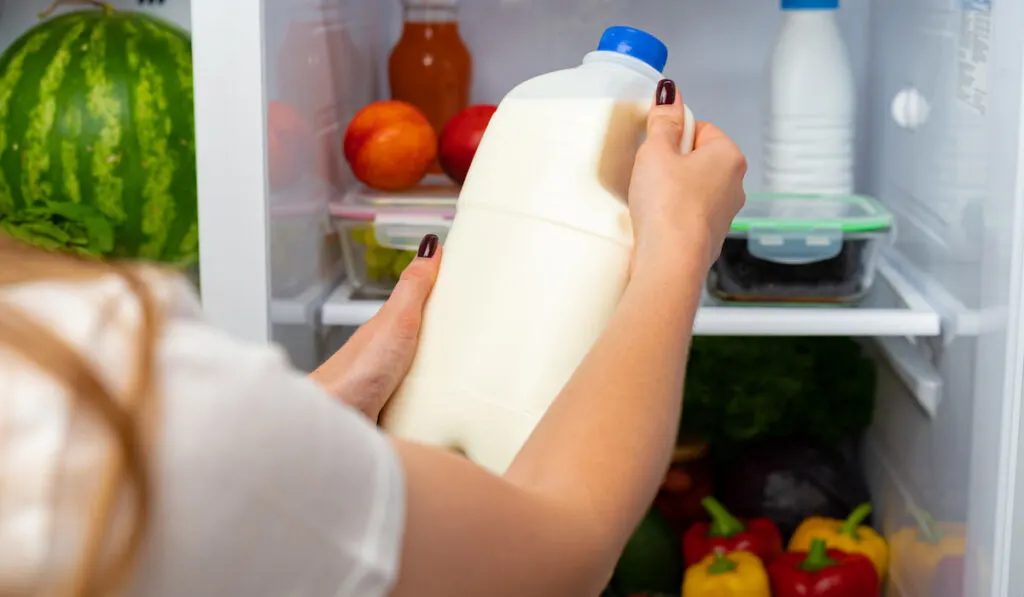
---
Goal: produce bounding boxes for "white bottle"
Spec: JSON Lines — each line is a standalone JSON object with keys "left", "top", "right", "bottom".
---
{"left": 762, "top": 0, "right": 855, "bottom": 196}
{"left": 380, "top": 27, "right": 695, "bottom": 474}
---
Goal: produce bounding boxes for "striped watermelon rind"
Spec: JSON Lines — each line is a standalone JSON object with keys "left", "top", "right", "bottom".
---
{"left": 0, "top": 5, "right": 197, "bottom": 265}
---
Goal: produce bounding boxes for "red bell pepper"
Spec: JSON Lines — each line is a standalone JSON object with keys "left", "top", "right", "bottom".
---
{"left": 682, "top": 497, "right": 784, "bottom": 566}
{"left": 768, "top": 538, "right": 880, "bottom": 597}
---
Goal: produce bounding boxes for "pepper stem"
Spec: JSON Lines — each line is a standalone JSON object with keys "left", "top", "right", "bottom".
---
{"left": 39, "top": 0, "right": 115, "bottom": 19}
{"left": 800, "top": 538, "right": 838, "bottom": 573}
{"left": 702, "top": 497, "right": 746, "bottom": 538}
{"left": 840, "top": 503, "right": 873, "bottom": 541}
{"left": 707, "top": 552, "right": 739, "bottom": 576}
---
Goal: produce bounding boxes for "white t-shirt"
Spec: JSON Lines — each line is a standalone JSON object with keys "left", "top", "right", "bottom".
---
{"left": 0, "top": 273, "right": 404, "bottom": 597}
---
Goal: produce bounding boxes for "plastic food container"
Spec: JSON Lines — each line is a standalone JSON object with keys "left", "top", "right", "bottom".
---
{"left": 270, "top": 200, "right": 338, "bottom": 299}
{"left": 330, "top": 187, "right": 456, "bottom": 297}
{"left": 708, "top": 194, "right": 894, "bottom": 305}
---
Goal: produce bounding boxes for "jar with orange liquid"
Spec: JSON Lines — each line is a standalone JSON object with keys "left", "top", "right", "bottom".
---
{"left": 388, "top": 0, "right": 472, "bottom": 173}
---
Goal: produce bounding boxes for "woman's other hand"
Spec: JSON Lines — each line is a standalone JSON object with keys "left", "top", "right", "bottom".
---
{"left": 310, "top": 234, "right": 441, "bottom": 420}
{"left": 628, "top": 79, "right": 747, "bottom": 273}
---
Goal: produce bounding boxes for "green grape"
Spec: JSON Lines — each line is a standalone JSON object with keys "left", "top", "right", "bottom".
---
{"left": 391, "top": 250, "right": 416, "bottom": 279}
{"left": 362, "top": 228, "right": 381, "bottom": 249}
{"left": 357, "top": 229, "right": 414, "bottom": 285}
{"left": 366, "top": 262, "right": 389, "bottom": 281}
{"left": 348, "top": 226, "right": 366, "bottom": 245}
{"left": 364, "top": 245, "right": 394, "bottom": 270}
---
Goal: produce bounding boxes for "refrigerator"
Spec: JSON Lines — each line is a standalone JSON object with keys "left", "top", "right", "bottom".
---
{"left": 0, "top": 0, "right": 1021, "bottom": 595}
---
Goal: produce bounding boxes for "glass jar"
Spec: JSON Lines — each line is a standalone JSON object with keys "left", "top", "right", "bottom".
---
{"left": 276, "top": 1, "right": 363, "bottom": 191}
{"left": 388, "top": 0, "right": 472, "bottom": 171}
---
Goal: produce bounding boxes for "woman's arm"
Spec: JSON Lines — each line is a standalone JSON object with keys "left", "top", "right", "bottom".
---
{"left": 392, "top": 249, "right": 706, "bottom": 596}
{"left": 391, "top": 85, "right": 747, "bottom": 596}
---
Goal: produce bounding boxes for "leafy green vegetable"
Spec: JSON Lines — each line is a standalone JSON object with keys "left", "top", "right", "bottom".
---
{"left": 0, "top": 202, "right": 114, "bottom": 258}
{"left": 681, "top": 336, "right": 875, "bottom": 449}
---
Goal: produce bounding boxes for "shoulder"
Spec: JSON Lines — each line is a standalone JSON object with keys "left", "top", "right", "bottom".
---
{"left": 1, "top": 271, "right": 405, "bottom": 597}
{"left": 139, "top": 292, "right": 407, "bottom": 597}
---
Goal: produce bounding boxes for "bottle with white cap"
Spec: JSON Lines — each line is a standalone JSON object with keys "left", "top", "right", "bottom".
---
{"left": 381, "top": 26, "right": 695, "bottom": 475}
{"left": 762, "top": 0, "right": 855, "bottom": 196}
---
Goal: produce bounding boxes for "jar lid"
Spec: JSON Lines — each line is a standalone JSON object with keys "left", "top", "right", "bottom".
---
{"left": 730, "top": 194, "right": 893, "bottom": 234}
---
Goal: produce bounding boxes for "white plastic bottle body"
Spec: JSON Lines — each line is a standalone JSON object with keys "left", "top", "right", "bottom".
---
{"left": 762, "top": 10, "right": 856, "bottom": 196}
{"left": 380, "top": 51, "right": 661, "bottom": 474}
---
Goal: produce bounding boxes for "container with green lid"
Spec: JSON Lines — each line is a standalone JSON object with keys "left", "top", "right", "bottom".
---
{"left": 708, "top": 193, "right": 894, "bottom": 305}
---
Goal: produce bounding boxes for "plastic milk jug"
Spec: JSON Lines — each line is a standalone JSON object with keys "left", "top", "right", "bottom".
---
{"left": 380, "top": 26, "right": 696, "bottom": 474}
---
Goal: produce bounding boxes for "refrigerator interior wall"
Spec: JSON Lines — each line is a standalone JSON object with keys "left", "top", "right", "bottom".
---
{"left": 390, "top": 0, "right": 873, "bottom": 193}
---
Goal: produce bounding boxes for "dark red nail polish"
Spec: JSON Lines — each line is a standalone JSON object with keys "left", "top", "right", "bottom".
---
{"left": 417, "top": 234, "right": 439, "bottom": 258}
{"left": 656, "top": 79, "right": 676, "bottom": 106}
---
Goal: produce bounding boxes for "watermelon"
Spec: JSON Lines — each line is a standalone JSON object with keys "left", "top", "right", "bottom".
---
{"left": 0, "top": 3, "right": 197, "bottom": 265}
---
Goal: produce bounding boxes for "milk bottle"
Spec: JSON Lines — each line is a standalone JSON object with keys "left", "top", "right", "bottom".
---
{"left": 762, "top": 0, "right": 855, "bottom": 195}
{"left": 380, "top": 26, "right": 695, "bottom": 474}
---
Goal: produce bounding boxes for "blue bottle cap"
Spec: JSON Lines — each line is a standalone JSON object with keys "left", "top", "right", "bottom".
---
{"left": 782, "top": 0, "right": 839, "bottom": 9}
{"left": 597, "top": 26, "right": 668, "bottom": 73}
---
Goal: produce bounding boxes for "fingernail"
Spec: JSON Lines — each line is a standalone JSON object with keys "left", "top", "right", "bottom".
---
{"left": 417, "top": 234, "right": 439, "bottom": 259}
{"left": 656, "top": 79, "right": 676, "bottom": 106}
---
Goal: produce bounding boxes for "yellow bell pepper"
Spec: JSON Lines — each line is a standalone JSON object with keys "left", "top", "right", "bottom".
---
{"left": 788, "top": 503, "right": 889, "bottom": 580}
{"left": 682, "top": 550, "right": 771, "bottom": 597}
{"left": 889, "top": 511, "right": 965, "bottom": 596}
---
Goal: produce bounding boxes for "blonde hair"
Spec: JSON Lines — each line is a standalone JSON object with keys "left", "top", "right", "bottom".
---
{"left": 0, "top": 234, "right": 161, "bottom": 597}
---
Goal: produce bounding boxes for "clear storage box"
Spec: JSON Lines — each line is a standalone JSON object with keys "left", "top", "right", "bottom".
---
{"left": 330, "top": 186, "right": 456, "bottom": 297}
{"left": 707, "top": 194, "right": 894, "bottom": 305}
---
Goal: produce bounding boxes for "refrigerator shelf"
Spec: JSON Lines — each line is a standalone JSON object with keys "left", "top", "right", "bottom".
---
{"left": 271, "top": 279, "right": 334, "bottom": 326}
{"left": 320, "top": 252, "right": 942, "bottom": 337}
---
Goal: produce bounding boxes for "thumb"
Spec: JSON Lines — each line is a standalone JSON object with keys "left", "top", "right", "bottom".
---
{"left": 646, "top": 78, "right": 686, "bottom": 152}
{"left": 376, "top": 234, "right": 441, "bottom": 329}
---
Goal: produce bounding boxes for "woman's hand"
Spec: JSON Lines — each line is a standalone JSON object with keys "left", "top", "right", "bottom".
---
{"left": 310, "top": 234, "right": 441, "bottom": 421}
{"left": 628, "top": 79, "right": 747, "bottom": 272}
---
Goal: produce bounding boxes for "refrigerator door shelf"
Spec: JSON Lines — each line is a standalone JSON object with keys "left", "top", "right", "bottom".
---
{"left": 879, "top": 246, "right": 986, "bottom": 344}
{"left": 875, "top": 335, "right": 943, "bottom": 417}
{"left": 271, "top": 278, "right": 336, "bottom": 326}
